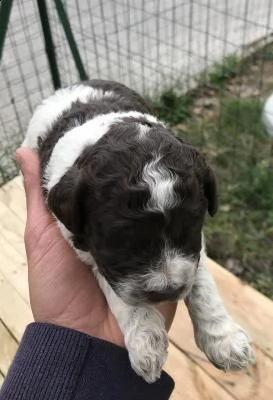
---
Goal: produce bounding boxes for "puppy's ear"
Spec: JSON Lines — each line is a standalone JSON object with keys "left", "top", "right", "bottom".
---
{"left": 47, "top": 167, "right": 87, "bottom": 233}
{"left": 204, "top": 166, "right": 218, "bottom": 216}
{"left": 175, "top": 137, "right": 218, "bottom": 216}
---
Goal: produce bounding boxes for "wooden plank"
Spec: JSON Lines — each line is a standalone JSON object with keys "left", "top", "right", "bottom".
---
{"left": 0, "top": 176, "right": 29, "bottom": 303}
{"left": 0, "top": 269, "right": 33, "bottom": 341}
{"left": 207, "top": 259, "right": 273, "bottom": 359}
{"left": 0, "top": 177, "right": 26, "bottom": 223}
{"left": 0, "top": 201, "right": 26, "bottom": 258}
{"left": 0, "top": 178, "right": 31, "bottom": 340}
{"left": 13, "top": 175, "right": 23, "bottom": 191}
{"left": 0, "top": 234, "right": 29, "bottom": 304}
{"left": 165, "top": 344, "right": 235, "bottom": 400}
{"left": 0, "top": 320, "right": 18, "bottom": 376}
{"left": 169, "top": 297, "right": 273, "bottom": 399}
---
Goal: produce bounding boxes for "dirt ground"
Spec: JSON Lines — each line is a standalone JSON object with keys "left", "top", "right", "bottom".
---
{"left": 191, "top": 44, "right": 273, "bottom": 121}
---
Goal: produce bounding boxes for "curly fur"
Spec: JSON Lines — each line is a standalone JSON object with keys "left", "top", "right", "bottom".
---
{"left": 23, "top": 79, "right": 255, "bottom": 383}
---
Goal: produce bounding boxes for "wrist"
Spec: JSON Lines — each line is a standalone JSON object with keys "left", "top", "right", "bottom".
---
{"left": 34, "top": 315, "right": 125, "bottom": 348}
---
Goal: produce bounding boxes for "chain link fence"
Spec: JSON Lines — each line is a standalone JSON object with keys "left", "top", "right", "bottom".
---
{"left": 1, "top": 0, "right": 272, "bottom": 184}
{"left": 1, "top": 0, "right": 273, "bottom": 295}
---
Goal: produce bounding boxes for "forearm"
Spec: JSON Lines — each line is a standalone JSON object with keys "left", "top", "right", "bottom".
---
{"left": 0, "top": 323, "right": 174, "bottom": 400}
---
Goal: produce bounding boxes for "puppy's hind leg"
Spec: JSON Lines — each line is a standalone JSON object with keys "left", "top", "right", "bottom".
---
{"left": 185, "top": 241, "right": 255, "bottom": 371}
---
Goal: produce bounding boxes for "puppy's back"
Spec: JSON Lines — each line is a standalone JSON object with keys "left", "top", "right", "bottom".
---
{"left": 24, "top": 80, "right": 153, "bottom": 148}
{"left": 23, "top": 80, "right": 161, "bottom": 195}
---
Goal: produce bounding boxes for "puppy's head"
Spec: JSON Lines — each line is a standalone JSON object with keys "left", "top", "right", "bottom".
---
{"left": 48, "top": 121, "right": 218, "bottom": 305}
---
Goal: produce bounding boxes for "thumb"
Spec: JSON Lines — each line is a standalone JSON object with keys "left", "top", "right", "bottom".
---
{"left": 16, "top": 148, "right": 48, "bottom": 218}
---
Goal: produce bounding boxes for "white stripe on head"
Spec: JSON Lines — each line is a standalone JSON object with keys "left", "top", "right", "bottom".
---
{"left": 142, "top": 155, "right": 177, "bottom": 213}
{"left": 45, "top": 111, "right": 163, "bottom": 191}
{"left": 22, "top": 85, "right": 114, "bottom": 149}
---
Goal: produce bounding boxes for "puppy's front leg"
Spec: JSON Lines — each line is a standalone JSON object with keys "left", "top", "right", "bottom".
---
{"left": 94, "top": 270, "right": 169, "bottom": 383}
{"left": 185, "top": 244, "right": 255, "bottom": 370}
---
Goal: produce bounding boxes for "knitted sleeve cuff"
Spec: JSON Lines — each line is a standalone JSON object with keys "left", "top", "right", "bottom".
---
{"left": 0, "top": 323, "right": 174, "bottom": 400}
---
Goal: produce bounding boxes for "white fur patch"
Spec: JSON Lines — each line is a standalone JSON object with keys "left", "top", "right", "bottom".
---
{"left": 22, "top": 85, "right": 114, "bottom": 149}
{"left": 142, "top": 155, "right": 177, "bottom": 213}
{"left": 56, "top": 220, "right": 95, "bottom": 266}
{"left": 186, "top": 237, "right": 255, "bottom": 371}
{"left": 115, "top": 247, "right": 196, "bottom": 304}
{"left": 147, "top": 251, "right": 195, "bottom": 292}
{"left": 138, "top": 123, "right": 151, "bottom": 139}
{"left": 93, "top": 270, "right": 168, "bottom": 383}
{"left": 44, "top": 111, "right": 163, "bottom": 191}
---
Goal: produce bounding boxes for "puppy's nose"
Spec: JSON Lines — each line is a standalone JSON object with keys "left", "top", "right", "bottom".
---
{"left": 146, "top": 285, "right": 185, "bottom": 303}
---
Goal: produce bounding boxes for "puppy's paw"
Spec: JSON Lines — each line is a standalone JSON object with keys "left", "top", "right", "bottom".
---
{"left": 196, "top": 319, "right": 255, "bottom": 371}
{"left": 125, "top": 308, "right": 168, "bottom": 383}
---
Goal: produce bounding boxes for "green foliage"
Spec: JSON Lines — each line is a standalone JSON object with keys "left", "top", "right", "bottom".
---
{"left": 147, "top": 89, "right": 193, "bottom": 125}
{"left": 176, "top": 96, "right": 273, "bottom": 298}
{"left": 219, "top": 97, "right": 264, "bottom": 136}
{"left": 202, "top": 54, "right": 242, "bottom": 87}
{"left": 251, "top": 272, "right": 273, "bottom": 298}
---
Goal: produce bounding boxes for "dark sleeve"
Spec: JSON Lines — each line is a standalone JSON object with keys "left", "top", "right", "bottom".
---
{"left": 0, "top": 323, "right": 174, "bottom": 400}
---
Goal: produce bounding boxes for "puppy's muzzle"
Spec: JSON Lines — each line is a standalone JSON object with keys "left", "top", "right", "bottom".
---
{"left": 145, "top": 284, "right": 185, "bottom": 303}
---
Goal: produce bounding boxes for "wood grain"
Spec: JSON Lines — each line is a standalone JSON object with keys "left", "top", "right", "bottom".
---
{"left": 0, "top": 320, "right": 18, "bottom": 376}
{"left": 13, "top": 175, "right": 24, "bottom": 191}
{"left": 0, "top": 269, "right": 33, "bottom": 341}
{"left": 165, "top": 344, "right": 235, "bottom": 400}
{"left": 169, "top": 300, "right": 273, "bottom": 399}
{"left": 208, "top": 258, "right": 273, "bottom": 359}
{"left": 0, "top": 201, "right": 26, "bottom": 258}
{"left": 0, "top": 176, "right": 29, "bottom": 303}
{"left": 0, "top": 177, "right": 26, "bottom": 223}
{"left": 0, "top": 234, "right": 29, "bottom": 303}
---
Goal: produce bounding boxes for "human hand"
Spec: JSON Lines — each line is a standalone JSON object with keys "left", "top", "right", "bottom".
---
{"left": 17, "top": 148, "right": 177, "bottom": 347}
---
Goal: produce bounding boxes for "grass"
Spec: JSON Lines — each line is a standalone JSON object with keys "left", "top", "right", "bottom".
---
{"left": 200, "top": 54, "right": 243, "bottom": 88}
{"left": 147, "top": 89, "right": 193, "bottom": 125}
{"left": 150, "top": 90, "right": 273, "bottom": 299}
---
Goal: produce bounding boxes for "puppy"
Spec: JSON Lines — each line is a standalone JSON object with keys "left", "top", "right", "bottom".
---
{"left": 22, "top": 80, "right": 255, "bottom": 383}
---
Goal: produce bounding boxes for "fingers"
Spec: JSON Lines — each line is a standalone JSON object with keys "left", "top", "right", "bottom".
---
{"left": 16, "top": 148, "right": 50, "bottom": 221}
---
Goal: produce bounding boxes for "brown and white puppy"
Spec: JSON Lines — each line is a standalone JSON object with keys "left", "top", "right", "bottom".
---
{"left": 22, "top": 80, "right": 255, "bottom": 383}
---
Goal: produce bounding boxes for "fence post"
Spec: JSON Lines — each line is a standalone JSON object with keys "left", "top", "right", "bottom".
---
{"left": 37, "top": 0, "right": 61, "bottom": 89}
{"left": 54, "top": 0, "right": 88, "bottom": 81}
{"left": 0, "top": 0, "right": 14, "bottom": 62}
